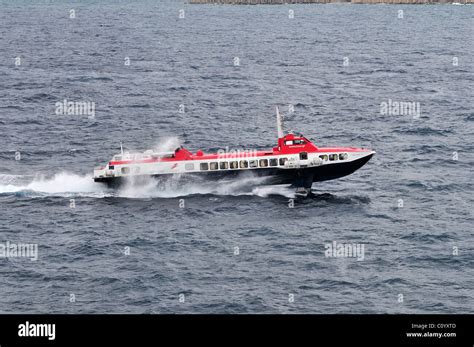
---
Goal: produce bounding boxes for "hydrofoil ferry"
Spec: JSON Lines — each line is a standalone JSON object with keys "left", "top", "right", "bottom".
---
{"left": 93, "top": 108, "right": 375, "bottom": 196}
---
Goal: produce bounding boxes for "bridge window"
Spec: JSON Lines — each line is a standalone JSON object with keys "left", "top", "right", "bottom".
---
{"left": 319, "top": 155, "right": 328, "bottom": 161}
{"left": 121, "top": 167, "right": 130, "bottom": 174}
{"left": 293, "top": 139, "right": 306, "bottom": 145}
{"left": 200, "top": 163, "right": 209, "bottom": 170}
{"left": 249, "top": 160, "right": 258, "bottom": 168}
{"left": 269, "top": 158, "right": 278, "bottom": 166}
{"left": 240, "top": 160, "right": 248, "bottom": 168}
{"left": 285, "top": 140, "right": 294, "bottom": 145}
{"left": 229, "top": 161, "right": 238, "bottom": 169}
{"left": 339, "top": 153, "right": 348, "bottom": 160}
{"left": 259, "top": 159, "right": 268, "bottom": 167}
{"left": 185, "top": 163, "right": 194, "bottom": 170}
{"left": 210, "top": 162, "right": 218, "bottom": 170}
{"left": 114, "top": 156, "right": 122, "bottom": 161}
{"left": 220, "top": 162, "right": 228, "bottom": 169}
{"left": 279, "top": 158, "right": 288, "bottom": 166}
{"left": 329, "top": 154, "right": 338, "bottom": 161}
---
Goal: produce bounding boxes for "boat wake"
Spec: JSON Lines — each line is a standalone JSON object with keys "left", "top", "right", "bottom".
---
{"left": 0, "top": 173, "right": 108, "bottom": 198}
{"left": 0, "top": 172, "right": 295, "bottom": 199}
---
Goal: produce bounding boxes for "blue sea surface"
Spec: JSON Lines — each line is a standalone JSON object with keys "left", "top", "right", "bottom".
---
{"left": 0, "top": 1, "right": 472, "bottom": 313}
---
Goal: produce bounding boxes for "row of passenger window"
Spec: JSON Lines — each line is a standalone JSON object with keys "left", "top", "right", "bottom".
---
{"left": 118, "top": 153, "right": 349, "bottom": 174}
{"left": 196, "top": 158, "right": 288, "bottom": 171}
{"left": 117, "top": 158, "right": 287, "bottom": 174}
{"left": 320, "top": 153, "right": 348, "bottom": 161}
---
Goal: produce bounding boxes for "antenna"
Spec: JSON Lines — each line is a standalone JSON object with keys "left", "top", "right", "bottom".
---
{"left": 276, "top": 106, "right": 284, "bottom": 138}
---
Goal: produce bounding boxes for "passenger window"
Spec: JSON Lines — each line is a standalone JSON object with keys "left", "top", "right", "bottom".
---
{"left": 239, "top": 160, "right": 248, "bottom": 168}
{"left": 185, "top": 163, "right": 194, "bottom": 170}
{"left": 339, "top": 153, "right": 348, "bottom": 160}
{"left": 259, "top": 159, "right": 268, "bottom": 167}
{"left": 229, "top": 161, "right": 238, "bottom": 169}
{"left": 220, "top": 162, "right": 228, "bottom": 170}
{"left": 329, "top": 154, "right": 338, "bottom": 161}
{"left": 299, "top": 152, "right": 308, "bottom": 160}
{"left": 319, "top": 155, "right": 328, "bottom": 161}
{"left": 210, "top": 162, "right": 218, "bottom": 170}
{"left": 249, "top": 160, "right": 258, "bottom": 168}
{"left": 109, "top": 165, "right": 115, "bottom": 170}
{"left": 279, "top": 158, "right": 288, "bottom": 166}
{"left": 200, "top": 163, "right": 209, "bottom": 170}
{"left": 121, "top": 167, "right": 130, "bottom": 174}
{"left": 269, "top": 159, "right": 278, "bottom": 167}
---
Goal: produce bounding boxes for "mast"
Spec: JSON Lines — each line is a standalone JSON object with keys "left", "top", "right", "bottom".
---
{"left": 276, "top": 106, "right": 284, "bottom": 138}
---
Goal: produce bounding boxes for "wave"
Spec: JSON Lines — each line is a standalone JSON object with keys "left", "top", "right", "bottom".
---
{"left": 116, "top": 174, "right": 294, "bottom": 199}
{"left": 0, "top": 173, "right": 109, "bottom": 198}
{"left": 0, "top": 172, "right": 295, "bottom": 199}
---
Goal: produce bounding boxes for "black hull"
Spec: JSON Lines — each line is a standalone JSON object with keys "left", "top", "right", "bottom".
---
{"left": 94, "top": 154, "right": 373, "bottom": 188}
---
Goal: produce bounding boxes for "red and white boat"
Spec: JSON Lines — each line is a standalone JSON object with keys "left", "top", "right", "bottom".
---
{"left": 93, "top": 107, "right": 375, "bottom": 196}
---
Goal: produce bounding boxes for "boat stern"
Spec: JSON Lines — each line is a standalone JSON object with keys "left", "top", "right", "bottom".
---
{"left": 93, "top": 165, "right": 117, "bottom": 184}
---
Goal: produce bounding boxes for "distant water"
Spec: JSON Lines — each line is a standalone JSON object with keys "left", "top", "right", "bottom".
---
{"left": 0, "top": 1, "right": 473, "bottom": 313}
